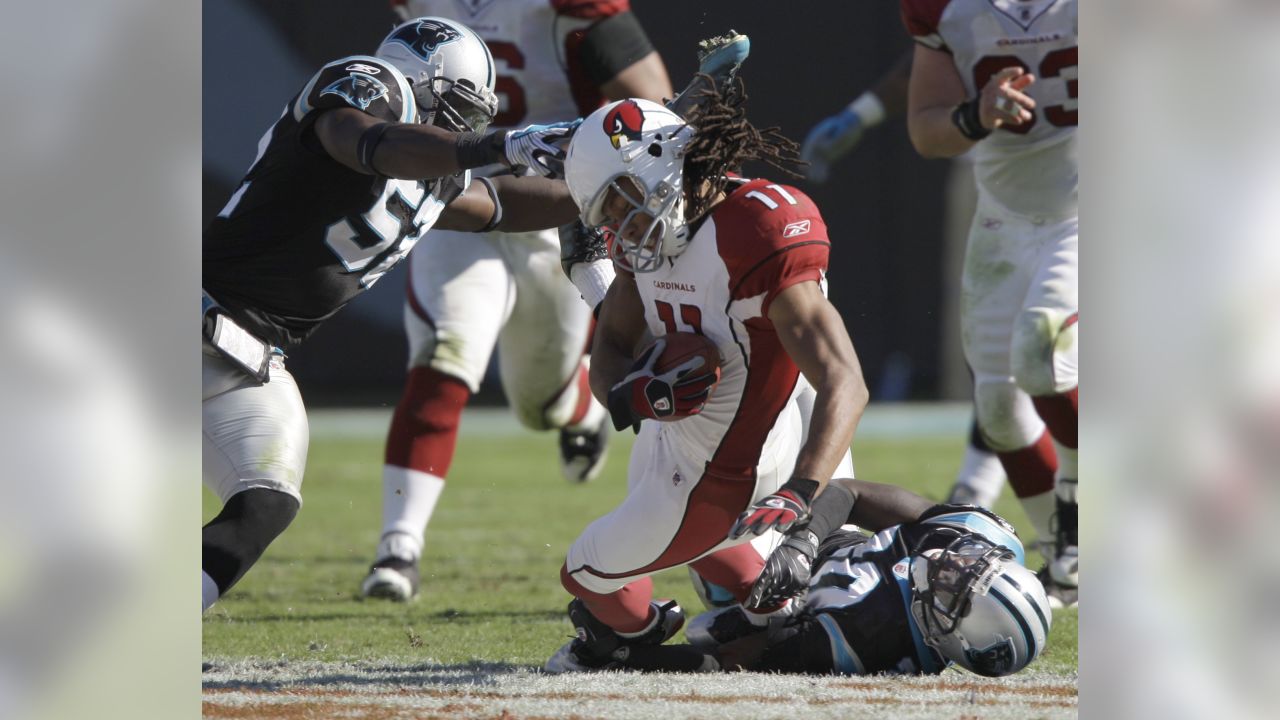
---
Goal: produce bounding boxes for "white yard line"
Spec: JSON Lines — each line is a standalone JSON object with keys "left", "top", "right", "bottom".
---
{"left": 203, "top": 660, "right": 1077, "bottom": 720}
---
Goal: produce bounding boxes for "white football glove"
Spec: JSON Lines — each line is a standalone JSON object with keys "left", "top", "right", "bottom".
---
{"left": 503, "top": 119, "right": 582, "bottom": 178}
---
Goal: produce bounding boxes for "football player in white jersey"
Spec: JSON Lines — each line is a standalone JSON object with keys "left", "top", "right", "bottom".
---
{"left": 203, "top": 17, "right": 583, "bottom": 615}
{"left": 360, "top": 0, "right": 674, "bottom": 602}
{"left": 901, "top": 0, "right": 1078, "bottom": 607}
{"left": 544, "top": 84, "right": 870, "bottom": 672}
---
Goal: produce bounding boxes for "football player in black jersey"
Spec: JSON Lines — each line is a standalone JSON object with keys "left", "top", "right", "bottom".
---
{"left": 555, "top": 478, "right": 1053, "bottom": 677}
{"left": 201, "top": 17, "right": 589, "bottom": 616}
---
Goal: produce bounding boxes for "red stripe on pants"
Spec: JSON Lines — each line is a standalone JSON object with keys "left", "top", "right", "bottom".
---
{"left": 998, "top": 430, "right": 1058, "bottom": 498}
{"left": 383, "top": 367, "right": 470, "bottom": 477}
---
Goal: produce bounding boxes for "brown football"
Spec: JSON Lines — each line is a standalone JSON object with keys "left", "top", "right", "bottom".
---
{"left": 644, "top": 331, "right": 722, "bottom": 420}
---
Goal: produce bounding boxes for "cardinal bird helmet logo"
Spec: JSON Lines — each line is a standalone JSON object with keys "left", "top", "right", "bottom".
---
{"left": 603, "top": 99, "right": 646, "bottom": 149}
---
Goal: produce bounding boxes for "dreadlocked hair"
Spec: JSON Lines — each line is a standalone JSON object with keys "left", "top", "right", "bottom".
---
{"left": 681, "top": 74, "right": 804, "bottom": 222}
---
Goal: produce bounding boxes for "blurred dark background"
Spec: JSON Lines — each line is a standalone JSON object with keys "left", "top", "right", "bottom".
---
{"left": 204, "top": 1, "right": 969, "bottom": 406}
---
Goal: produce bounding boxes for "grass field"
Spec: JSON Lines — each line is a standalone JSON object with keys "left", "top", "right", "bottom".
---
{"left": 202, "top": 405, "right": 1077, "bottom": 719}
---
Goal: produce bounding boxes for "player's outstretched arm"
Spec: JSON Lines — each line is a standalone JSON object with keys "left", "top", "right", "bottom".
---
{"left": 436, "top": 175, "right": 579, "bottom": 233}
{"left": 830, "top": 478, "right": 936, "bottom": 531}
{"left": 801, "top": 50, "right": 911, "bottom": 183}
{"left": 312, "top": 107, "right": 580, "bottom": 180}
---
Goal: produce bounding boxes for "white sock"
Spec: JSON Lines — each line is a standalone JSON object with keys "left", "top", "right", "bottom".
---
{"left": 202, "top": 571, "right": 219, "bottom": 613}
{"left": 1053, "top": 440, "right": 1078, "bottom": 485}
{"left": 380, "top": 466, "right": 446, "bottom": 560}
{"left": 954, "top": 445, "right": 1007, "bottom": 498}
{"left": 1017, "top": 490, "right": 1056, "bottom": 547}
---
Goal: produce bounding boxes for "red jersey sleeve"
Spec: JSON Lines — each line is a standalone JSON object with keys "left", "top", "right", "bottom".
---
{"left": 900, "top": 0, "right": 951, "bottom": 51}
{"left": 712, "top": 180, "right": 831, "bottom": 317}
{"left": 551, "top": 0, "right": 629, "bottom": 20}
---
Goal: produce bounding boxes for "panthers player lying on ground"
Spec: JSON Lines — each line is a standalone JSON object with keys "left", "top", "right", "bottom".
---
{"left": 559, "top": 478, "right": 1051, "bottom": 677}
{"left": 201, "top": 16, "right": 584, "bottom": 616}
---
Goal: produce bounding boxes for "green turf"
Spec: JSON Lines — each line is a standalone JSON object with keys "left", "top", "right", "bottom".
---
{"left": 202, "top": 425, "right": 1078, "bottom": 676}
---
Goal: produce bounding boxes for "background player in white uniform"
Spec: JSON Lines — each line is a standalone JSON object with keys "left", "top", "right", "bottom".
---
{"left": 545, "top": 90, "right": 870, "bottom": 672}
{"left": 202, "top": 17, "right": 582, "bottom": 615}
{"left": 901, "top": 0, "right": 1078, "bottom": 606}
{"left": 361, "top": 0, "right": 674, "bottom": 601}
{"left": 802, "top": 50, "right": 1010, "bottom": 510}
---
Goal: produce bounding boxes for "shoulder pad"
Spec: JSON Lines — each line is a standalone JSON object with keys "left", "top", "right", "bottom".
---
{"left": 712, "top": 178, "right": 830, "bottom": 306}
{"left": 900, "top": 0, "right": 952, "bottom": 50}
{"left": 715, "top": 179, "right": 828, "bottom": 250}
{"left": 292, "top": 55, "right": 417, "bottom": 125}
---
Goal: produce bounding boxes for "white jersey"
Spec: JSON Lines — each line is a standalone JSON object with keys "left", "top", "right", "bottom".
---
{"left": 904, "top": 0, "right": 1078, "bottom": 218}
{"left": 394, "top": 0, "right": 628, "bottom": 128}
{"left": 627, "top": 178, "right": 830, "bottom": 480}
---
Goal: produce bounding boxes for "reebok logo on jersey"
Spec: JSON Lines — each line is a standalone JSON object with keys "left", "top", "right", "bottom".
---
{"left": 345, "top": 63, "right": 382, "bottom": 75}
{"left": 672, "top": 471, "right": 683, "bottom": 487}
{"left": 783, "top": 220, "right": 811, "bottom": 238}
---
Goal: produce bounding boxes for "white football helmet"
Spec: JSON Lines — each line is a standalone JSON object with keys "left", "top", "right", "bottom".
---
{"left": 564, "top": 99, "right": 696, "bottom": 273}
{"left": 909, "top": 535, "right": 1052, "bottom": 677}
{"left": 376, "top": 17, "right": 498, "bottom": 133}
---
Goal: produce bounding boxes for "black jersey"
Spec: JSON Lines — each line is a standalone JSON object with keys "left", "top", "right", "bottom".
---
{"left": 203, "top": 55, "right": 471, "bottom": 349}
{"left": 754, "top": 506, "right": 1025, "bottom": 676}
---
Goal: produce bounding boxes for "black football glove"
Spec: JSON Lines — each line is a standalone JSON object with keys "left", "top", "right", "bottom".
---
{"left": 745, "top": 527, "right": 820, "bottom": 610}
{"left": 558, "top": 220, "right": 610, "bottom": 280}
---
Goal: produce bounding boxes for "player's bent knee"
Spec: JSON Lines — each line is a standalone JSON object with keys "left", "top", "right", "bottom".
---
{"left": 973, "top": 380, "right": 1042, "bottom": 451}
{"left": 511, "top": 401, "right": 554, "bottom": 433}
{"left": 202, "top": 487, "right": 301, "bottom": 595}
{"left": 1012, "top": 308, "right": 1078, "bottom": 396}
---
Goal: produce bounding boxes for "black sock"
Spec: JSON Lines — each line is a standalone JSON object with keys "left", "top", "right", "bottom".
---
{"left": 203, "top": 488, "right": 299, "bottom": 595}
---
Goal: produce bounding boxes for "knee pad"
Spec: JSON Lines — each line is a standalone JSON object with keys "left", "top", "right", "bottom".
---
{"left": 202, "top": 488, "right": 300, "bottom": 595}
{"left": 406, "top": 316, "right": 488, "bottom": 394}
{"left": 973, "top": 379, "right": 1044, "bottom": 451}
{"left": 1012, "top": 308, "right": 1078, "bottom": 396}
{"left": 518, "top": 361, "right": 591, "bottom": 432}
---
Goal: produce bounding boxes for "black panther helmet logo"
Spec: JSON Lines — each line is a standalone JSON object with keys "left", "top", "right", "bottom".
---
{"left": 386, "top": 19, "right": 462, "bottom": 61}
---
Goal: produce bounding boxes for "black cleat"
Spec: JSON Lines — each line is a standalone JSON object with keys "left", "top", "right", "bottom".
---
{"left": 360, "top": 556, "right": 419, "bottom": 601}
{"left": 559, "top": 417, "right": 610, "bottom": 483}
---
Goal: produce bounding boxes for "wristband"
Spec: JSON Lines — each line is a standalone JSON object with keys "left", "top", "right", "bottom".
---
{"left": 805, "top": 483, "right": 855, "bottom": 540}
{"left": 356, "top": 122, "right": 392, "bottom": 175}
{"left": 570, "top": 260, "right": 615, "bottom": 311}
{"left": 474, "top": 177, "right": 504, "bottom": 232}
{"left": 455, "top": 130, "right": 508, "bottom": 169}
{"left": 779, "top": 477, "right": 820, "bottom": 505}
{"left": 848, "top": 91, "right": 886, "bottom": 128}
{"left": 951, "top": 99, "right": 990, "bottom": 141}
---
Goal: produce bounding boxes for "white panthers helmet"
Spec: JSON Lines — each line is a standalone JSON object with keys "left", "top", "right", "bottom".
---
{"left": 376, "top": 17, "right": 498, "bottom": 133}
{"left": 564, "top": 99, "right": 696, "bottom": 273}
{"left": 909, "top": 534, "right": 1052, "bottom": 677}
